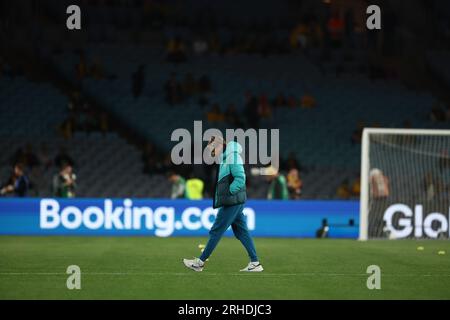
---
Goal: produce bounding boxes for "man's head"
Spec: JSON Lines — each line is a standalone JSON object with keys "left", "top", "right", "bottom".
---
{"left": 60, "top": 162, "right": 73, "bottom": 175}
{"left": 288, "top": 168, "right": 299, "bottom": 179}
{"left": 14, "top": 163, "right": 25, "bottom": 177}
{"left": 207, "top": 136, "right": 226, "bottom": 158}
{"left": 167, "top": 171, "right": 179, "bottom": 183}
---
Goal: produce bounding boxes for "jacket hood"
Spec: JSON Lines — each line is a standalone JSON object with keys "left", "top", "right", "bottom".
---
{"left": 224, "top": 141, "right": 243, "bottom": 156}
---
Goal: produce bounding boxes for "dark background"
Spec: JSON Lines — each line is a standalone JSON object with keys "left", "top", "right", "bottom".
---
{"left": 0, "top": 0, "right": 449, "bottom": 199}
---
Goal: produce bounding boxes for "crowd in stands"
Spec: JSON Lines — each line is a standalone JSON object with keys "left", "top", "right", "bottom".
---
{"left": 164, "top": 72, "right": 212, "bottom": 106}
{"left": 75, "top": 51, "right": 115, "bottom": 82}
{"left": 202, "top": 90, "right": 318, "bottom": 132}
{"left": 2, "top": 1, "right": 448, "bottom": 201}
{"left": 60, "top": 90, "right": 110, "bottom": 139}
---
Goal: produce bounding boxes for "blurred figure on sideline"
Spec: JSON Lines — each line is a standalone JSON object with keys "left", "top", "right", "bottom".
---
{"left": 287, "top": 168, "right": 303, "bottom": 199}
{"left": 185, "top": 175, "right": 204, "bottom": 200}
{"left": 53, "top": 162, "right": 76, "bottom": 198}
{"left": 370, "top": 168, "right": 389, "bottom": 199}
{"left": 265, "top": 166, "right": 289, "bottom": 200}
{"left": 167, "top": 171, "right": 186, "bottom": 199}
{"left": 0, "top": 163, "right": 30, "bottom": 197}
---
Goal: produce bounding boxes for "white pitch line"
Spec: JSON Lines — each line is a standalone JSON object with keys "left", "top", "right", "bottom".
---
{"left": 1, "top": 272, "right": 450, "bottom": 277}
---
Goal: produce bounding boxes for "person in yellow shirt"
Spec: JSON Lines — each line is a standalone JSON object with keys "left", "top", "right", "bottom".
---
{"left": 351, "top": 176, "right": 361, "bottom": 197}
{"left": 185, "top": 176, "right": 204, "bottom": 200}
{"left": 336, "top": 179, "right": 351, "bottom": 199}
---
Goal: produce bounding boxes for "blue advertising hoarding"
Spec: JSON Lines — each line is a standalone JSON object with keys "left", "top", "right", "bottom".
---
{"left": 0, "top": 198, "right": 359, "bottom": 238}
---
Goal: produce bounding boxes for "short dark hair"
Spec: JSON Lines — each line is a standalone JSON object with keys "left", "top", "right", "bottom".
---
{"left": 60, "top": 161, "right": 72, "bottom": 170}
{"left": 166, "top": 171, "right": 177, "bottom": 178}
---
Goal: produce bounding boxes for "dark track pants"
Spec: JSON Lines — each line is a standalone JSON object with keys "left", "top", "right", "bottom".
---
{"left": 199, "top": 204, "right": 259, "bottom": 262}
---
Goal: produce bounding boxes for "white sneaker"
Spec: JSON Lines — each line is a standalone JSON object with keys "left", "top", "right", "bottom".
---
{"left": 183, "top": 257, "right": 204, "bottom": 272}
{"left": 240, "top": 262, "right": 263, "bottom": 272}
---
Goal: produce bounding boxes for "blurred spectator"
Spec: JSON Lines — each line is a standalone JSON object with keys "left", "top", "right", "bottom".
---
{"left": 167, "top": 172, "right": 186, "bottom": 199}
{"left": 198, "top": 74, "right": 212, "bottom": 93}
{"left": 244, "top": 95, "right": 259, "bottom": 129}
{"left": 75, "top": 52, "right": 87, "bottom": 81}
{"left": 287, "top": 168, "right": 302, "bottom": 199}
{"left": 272, "top": 93, "right": 287, "bottom": 107}
{"left": 208, "top": 33, "right": 221, "bottom": 53}
{"left": 336, "top": 179, "right": 351, "bottom": 199}
{"left": 54, "top": 147, "right": 74, "bottom": 169}
{"left": 328, "top": 11, "right": 345, "bottom": 47}
{"left": 287, "top": 95, "right": 297, "bottom": 108}
{"left": 300, "top": 92, "right": 317, "bottom": 109}
{"left": 224, "top": 104, "right": 242, "bottom": 127}
{"left": 424, "top": 172, "right": 442, "bottom": 201}
{"left": 132, "top": 65, "right": 145, "bottom": 99}
{"left": 182, "top": 72, "right": 197, "bottom": 98}
{"left": 370, "top": 168, "right": 390, "bottom": 199}
{"left": 165, "top": 73, "right": 182, "bottom": 105}
{"left": 266, "top": 166, "right": 289, "bottom": 200}
{"left": 402, "top": 120, "right": 412, "bottom": 128}
{"left": 193, "top": 37, "right": 209, "bottom": 55}
{"left": 59, "top": 114, "right": 75, "bottom": 139}
{"left": 0, "top": 163, "right": 30, "bottom": 197}
{"left": 68, "top": 90, "right": 82, "bottom": 112}
{"left": 309, "top": 19, "right": 324, "bottom": 48}
{"left": 53, "top": 162, "right": 76, "bottom": 198}
{"left": 207, "top": 104, "right": 225, "bottom": 123}
{"left": 344, "top": 8, "right": 355, "bottom": 46}
{"left": 90, "top": 58, "right": 104, "bottom": 80}
{"left": 166, "top": 36, "right": 187, "bottom": 63}
{"left": 351, "top": 175, "right": 361, "bottom": 197}
{"left": 439, "top": 150, "right": 450, "bottom": 172}
{"left": 199, "top": 73, "right": 215, "bottom": 107}
{"left": 290, "top": 22, "right": 309, "bottom": 49}
{"left": 430, "top": 102, "right": 447, "bottom": 122}
{"left": 99, "top": 111, "right": 109, "bottom": 133}
{"left": 351, "top": 122, "right": 364, "bottom": 145}
{"left": 258, "top": 94, "right": 272, "bottom": 119}
{"left": 185, "top": 176, "right": 204, "bottom": 200}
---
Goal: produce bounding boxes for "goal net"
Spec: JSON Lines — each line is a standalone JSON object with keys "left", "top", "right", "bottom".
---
{"left": 360, "top": 129, "right": 450, "bottom": 240}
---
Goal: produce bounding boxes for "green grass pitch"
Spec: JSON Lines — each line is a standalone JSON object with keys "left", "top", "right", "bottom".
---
{"left": 1, "top": 236, "right": 449, "bottom": 299}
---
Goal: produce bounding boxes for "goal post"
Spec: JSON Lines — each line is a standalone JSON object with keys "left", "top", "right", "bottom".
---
{"left": 359, "top": 128, "right": 450, "bottom": 240}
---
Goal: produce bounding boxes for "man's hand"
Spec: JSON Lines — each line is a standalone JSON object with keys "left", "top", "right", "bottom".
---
{"left": 0, "top": 185, "right": 14, "bottom": 195}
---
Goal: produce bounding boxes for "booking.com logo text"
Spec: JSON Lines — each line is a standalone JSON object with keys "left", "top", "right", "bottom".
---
{"left": 39, "top": 198, "right": 255, "bottom": 237}
{"left": 170, "top": 121, "right": 280, "bottom": 172}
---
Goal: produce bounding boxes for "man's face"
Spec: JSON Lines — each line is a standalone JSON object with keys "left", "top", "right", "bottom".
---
{"left": 14, "top": 166, "right": 23, "bottom": 176}
{"left": 62, "top": 165, "right": 72, "bottom": 176}
{"left": 207, "top": 137, "right": 224, "bottom": 158}
{"left": 213, "top": 143, "right": 224, "bottom": 158}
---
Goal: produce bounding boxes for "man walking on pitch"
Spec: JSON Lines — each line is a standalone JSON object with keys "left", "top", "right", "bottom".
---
{"left": 183, "top": 136, "right": 263, "bottom": 272}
